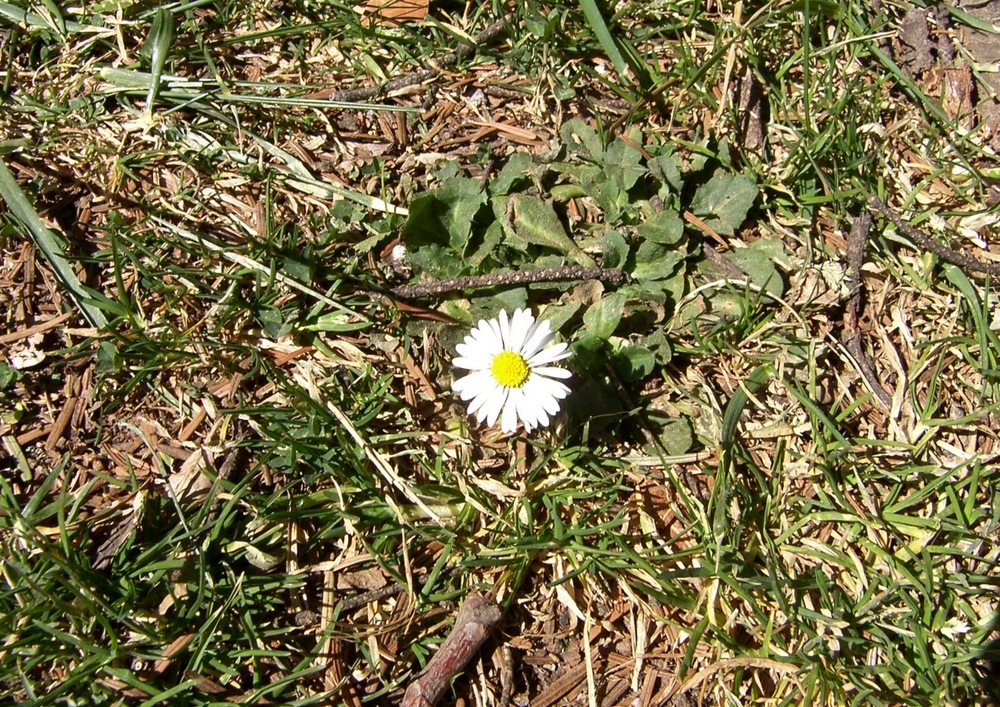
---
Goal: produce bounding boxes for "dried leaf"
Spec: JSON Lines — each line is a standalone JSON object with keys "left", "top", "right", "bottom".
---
{"left": 166, "top": 448, "right": 215, "bottom": 506}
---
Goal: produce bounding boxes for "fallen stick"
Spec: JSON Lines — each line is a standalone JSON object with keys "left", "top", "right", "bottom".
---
{"left": 390, "top": 265, "right": 632, "bottom": 300}
{"left": 842, "top": 211, "right": 892, "bottom": 409}
{"left": 867, "top": 195, "right": 1000, "bottom": 278}
{"left": 401, "top": 593, "right": 502, "bottom": 707}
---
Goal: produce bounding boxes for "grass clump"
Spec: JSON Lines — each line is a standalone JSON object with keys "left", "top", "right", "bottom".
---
{"left": 2, "top": 1, "right": 1000, "bottom": 704}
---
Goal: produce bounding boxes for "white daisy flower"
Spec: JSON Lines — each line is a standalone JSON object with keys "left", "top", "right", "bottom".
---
{"left": 452, "top": 308, "right": 572, "bottom": 434}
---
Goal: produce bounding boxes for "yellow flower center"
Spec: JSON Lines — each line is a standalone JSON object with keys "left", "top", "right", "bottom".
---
{"left": 491, "top": 351, "right": 530, "bottom": 388}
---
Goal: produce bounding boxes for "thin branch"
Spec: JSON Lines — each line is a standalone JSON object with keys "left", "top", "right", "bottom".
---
{"left": 867, "top": 195, "right": 1000, "bottom": 277}
{"left": 391, "top": 265, "right": 633, "bottom": 300}
{"left": 842, "top": 212, "right": 892, "bottom": 408}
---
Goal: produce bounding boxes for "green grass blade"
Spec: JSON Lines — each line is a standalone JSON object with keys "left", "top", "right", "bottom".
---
{"left": 0, "top": 159, "right": 108, "bottom": 328}
{"left": 37, "top": 0, "right": 66, "bottom": 35}
{"left": 719, "top": 363, "right": 773, "bottom": 472}
{"left": 0, "top": 1, "right": 112, "bottom": 34}
{"left": 141, "top": 8, "right": 175, "bottom": 119}
{"left": 714, "top": 364, "right": 773, "bottom": 545}
{"left": 148, "top": 215, "right": 370, "bottom": 319}
{"left": 947, "top": 5, "right": 1000, "bottom": 33}
{"left": 577, "top": 0, "right": 629, "bottom": 79}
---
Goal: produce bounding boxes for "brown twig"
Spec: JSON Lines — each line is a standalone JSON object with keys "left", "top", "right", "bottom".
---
{"left": 328, "top": 19, "right": 509, "bottom": 103}
{"left": 390, "top": 265, "right": 633, "bottom": 300}
{"left": 401, "top": 593, "right": 502, "bottom": 707}
{"left": 842, "top": 212, "right": 893, "bottom": 409}
{"left": 867, "top": 195, "right": 1000, "bottom": 277}
{"left": 337, "top": 583, "right": 406, "bottom": 613}
{"left": 498, "top": 644, "right": 515, "bottom": 707}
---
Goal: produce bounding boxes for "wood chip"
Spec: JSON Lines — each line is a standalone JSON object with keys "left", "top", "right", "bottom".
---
{"left": 0, "top": 311, "right": 73, "bottom": 344}
{"left": 44, "top": 396, "right": 77, "bottom": 451}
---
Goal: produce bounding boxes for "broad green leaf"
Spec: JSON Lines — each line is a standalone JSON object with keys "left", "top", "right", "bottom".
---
{"left": 632, "top": 240, "right": 685, "bottom": 281}
{"left": 406, "top": 243, "right": 466, "bottom": 279}
{"left": 598, "top": 229, "right": 629, "bottom": 269}
{"left": 603, "top": 136, "right": 646, "bottom": 192}
{"left": 648, "top": 153, "right": 683, "bottom": 193}
{"left": 560, "top": 118, "right": 604, "bottom": 160}
{"left": 689, "top": 173, "right": 758, "bottom": 236}
{"left": 282, "top": 255, "right": 312, "bottom": 283}
{"left": 258, "top": 305, "right": 292, "bottom": 338}
{"left": 402, "top": 177, "right": 486, "bottom": 252}
{"left": 96, "top": 341, "right": 122, "bottom": 372}
{"left": 550, "top": 183, "right": 588, "bottom": 200}
{"left": 525, "top": 12, "right": 553, "bottom": 39}
{"left": 540, "top": 300, "right": 583, "bottom": 334}
{"left": 511, "top": 194, "right": 595, "bottom": 266}
{"left": 0, "top": 361, "right": 21, "bottom": 390}
{"left": 636, "top": 210, "right": 684, "bottom": 245}
{"left": 640, "top": 330, "right": 672, "bottom": 363}
{"left": 491, "top": 287, "right": 529, "bottom": 314}
{"left": 578, "top": 166, "right": 627, "bottom": 221}
{"left": 555, "top": 161, "right": 626, "bottom": 219}
{"left": 569, "top": 377, "right": 623, "bottom": 429}
{"left": 582, "top": 291, "right": 626, "bottom": 340}
{"left": 612, "top": 345, "right": 655, "bottom": 382}
{"left": 569, "top": 332, "right": 608, "bottom": 371}
{"left": 467, "top": 219, "right": 504, "bottom": 266}
{"left": 657, "top": 417, "right": 693, "bottom": 456}
{"left": 491, "top": 152, "right": 535, "bottom": 195}
{"left": 725, "top": 237, "right": 788, "bottom": 296}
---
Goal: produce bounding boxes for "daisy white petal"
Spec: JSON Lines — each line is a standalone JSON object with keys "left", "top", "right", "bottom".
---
{"left": 529, "top": 378, "right": 571, "bottom": 416}
{"left": 527, "top": 342, "right": 570, "bottom": 367}
{"left": 530, "top": 365, "right": 572, "bottom": 380}
{"left": 484, "top": 387, "right": 508, "bottom": 427}
{"left": 500, "top": 388, "right": 522, "bottom": 433}
{"left": 453, "top": 351, "right": 494, "bottom": 370}
{"left": 521, "top": 318, "right": 554, "bottom": 357}
{"left": 508, "top": 309, "right": 535, "bottom": 351}
{"left": 497, "top": 309, "right": 513, "bottom": 348}
{"left": 453, "top": 370, "right": 495, "bottom": 400}
{"left": 451, "top": 308, "right": 571, "bottom": 434}
{"left": 514, "top": 390, "right": 546, "bottom": 431}
{"left": 487, "top": 317, "right": 503, "bottom": 347}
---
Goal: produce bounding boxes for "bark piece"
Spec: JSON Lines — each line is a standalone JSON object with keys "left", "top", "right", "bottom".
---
{"left": 401, "top": 593, "right": 502, "bottom": 707}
